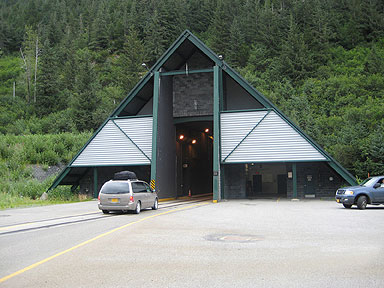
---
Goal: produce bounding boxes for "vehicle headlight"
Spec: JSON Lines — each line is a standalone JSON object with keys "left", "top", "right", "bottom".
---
{"left": 344, "top": 190, "right": 354, "bottom": 195}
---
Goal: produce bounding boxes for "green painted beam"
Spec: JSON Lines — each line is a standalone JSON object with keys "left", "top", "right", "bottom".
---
{"left": 70, "top": 164, "right": 151, "bottom": 168}
{"left": 110, "top": 115, "right": 153, "bottom": 120}
{"left": 93, "top": 167, "right": 98, "bottom": 198}
{"left": 160, "top": 68, "right": 213, "bottom": 76}
{"left": 150, "top": 71, "right": 160, "bottom": 190}
{"left": 47, "top": 167, "right": 71, "bottom": 191}
{"left": 213, "top": 65, "right": 221, "bottom": 202}
{"left": 220, "top": 108, "right": 270, "bottom": 114}
{"left": 292, "top": 163, "right": 297, "bottom": 198}
{"left": 221, "top": 159, "right": 329, "bottom": 164}
{"left": 328, "top": 161, "right": 357, "bottom": 186}
{"left": 112, "top": 73, "right": 153, "bottom": 117}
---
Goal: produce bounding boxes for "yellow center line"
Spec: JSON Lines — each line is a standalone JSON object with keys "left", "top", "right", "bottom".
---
{"left": 0, "top": 202, "right": 209, "bottom": 284}
{"left": 0, "top": 211, "right": 100, "bottom": 231}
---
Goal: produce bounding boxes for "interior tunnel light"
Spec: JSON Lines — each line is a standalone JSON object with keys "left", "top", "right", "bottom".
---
{"left": 179, "top": 135, "right": 185, "bottom": 140}
{"left": 204, "top": 128, "right": 209, "bottom": 133}
{"left": 192, "top": 139, "right": 197, "bottom": 144}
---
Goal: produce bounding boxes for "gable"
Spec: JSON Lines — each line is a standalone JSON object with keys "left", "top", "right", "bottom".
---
{"left": 71, "top": 117, "right": 152, "bottom": 166}
{"left": 221, "top": 110, "right": 326, "bottom": 163}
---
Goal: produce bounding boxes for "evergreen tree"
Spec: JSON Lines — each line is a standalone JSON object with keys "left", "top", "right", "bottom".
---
{"left": 35, "top": 40, "right": 61, "bottom": 116}
{"left": 70, "top": 48, "right": 101, "bottom": 131}
{"left": 117, "top": 27, "right": 146, "bottom": 93}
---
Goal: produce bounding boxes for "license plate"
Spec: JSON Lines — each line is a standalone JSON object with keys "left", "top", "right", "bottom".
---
{"left": 336, "top": 199, "right": 340, "bottom": 203}
{"left": 111, "top": 198, "right": 119, "bottom": 203}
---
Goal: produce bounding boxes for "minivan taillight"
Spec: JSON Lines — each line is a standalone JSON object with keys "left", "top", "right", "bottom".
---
{"left": 129, "top": 196, "right": 134, "bottom": 202}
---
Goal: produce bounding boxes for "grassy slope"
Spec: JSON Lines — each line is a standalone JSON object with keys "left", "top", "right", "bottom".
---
{"left": 0, "top": 133, "right": 92, "bottom": 209}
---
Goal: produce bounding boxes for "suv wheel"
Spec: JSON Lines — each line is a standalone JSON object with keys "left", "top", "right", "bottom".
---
{"left": 356, "top": 196, "right": 367, "bottom": 210}
{"left": 152, "top": 198, "right": 158, "bottom": 210}
{"left": 134, "top": 201, "right": 141, "bottom": 214}
{"left": 102, "top": 210, "right": 109, "bottom": 214}
{"left": 343, "top": 204, "right": 352, "bottom": 209}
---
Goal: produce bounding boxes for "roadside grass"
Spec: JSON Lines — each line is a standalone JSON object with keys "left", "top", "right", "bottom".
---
{"left": 0, "top": 133, "right": 92, "bottom": 210}
{"left": 0, "top": 175, "right": 92, "bottom": 210}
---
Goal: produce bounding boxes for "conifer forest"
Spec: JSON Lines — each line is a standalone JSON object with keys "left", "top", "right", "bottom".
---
{"left": 1, "top": 0, "right": 384, "bottom": 180}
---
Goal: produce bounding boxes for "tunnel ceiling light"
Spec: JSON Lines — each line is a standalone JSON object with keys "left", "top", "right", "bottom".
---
{"left": 204, "top": 128, "right": 209, "bottom": 133}
{"left": 179, "top": 135, "right": 185, "bottom": 140}
{"left": 192, "top": 139, "right": 197, "bottom": 144}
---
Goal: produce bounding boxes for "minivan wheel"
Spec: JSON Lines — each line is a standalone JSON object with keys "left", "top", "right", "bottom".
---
{"left": 152, "top": 198, "right": 158, "bottom": 210}
{"left": 102, "top": 210, "right": 109, "bottom": 214}
{"left": 343, "top": 203, "right": 352, "bottom": 209}
{"left": 134, "top": 201, "right": 141, "bottom": 214}
{"left": 357, "top": 196, "right": 367, "bottom": 210}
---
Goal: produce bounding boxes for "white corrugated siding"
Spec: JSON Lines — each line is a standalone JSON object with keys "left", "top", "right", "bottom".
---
{"left": 72, "top": 117, "right": 152, "bottom": 166}
{"left": 221, "top": 111, "right": 326, "bottom": 163}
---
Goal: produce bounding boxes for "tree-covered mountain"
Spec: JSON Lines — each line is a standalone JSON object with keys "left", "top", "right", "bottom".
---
{"left": 0, "top": 0, "right": 384, "bottom": 178}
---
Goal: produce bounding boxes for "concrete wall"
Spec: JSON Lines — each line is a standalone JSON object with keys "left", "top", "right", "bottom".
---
{"left": 223, "top": 164, "right": 246, "bottom": 199}
{"left": 156, "top": 75, "right": 177, "bottom": 199}
{"left": 223, "top": 162, "right": 345, "bottom": 199}
{"left": 286, "top": 162, "right": 346, "bottom": 198}
{"left": 173, "top": 73, "right": 213, "bottom": 117}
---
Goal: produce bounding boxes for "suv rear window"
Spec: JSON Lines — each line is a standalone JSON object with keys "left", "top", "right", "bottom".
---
{"left": 101, "top": 182, "right": 130, "bottom": 194}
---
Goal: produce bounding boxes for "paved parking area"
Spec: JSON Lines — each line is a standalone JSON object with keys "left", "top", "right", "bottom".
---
{"left": 1, "top": 199, "right": 384, "bottom": 287}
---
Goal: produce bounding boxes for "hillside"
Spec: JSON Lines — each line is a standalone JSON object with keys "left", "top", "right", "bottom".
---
{"left": 0, "top": 0, "right": 384, "bottom": 180}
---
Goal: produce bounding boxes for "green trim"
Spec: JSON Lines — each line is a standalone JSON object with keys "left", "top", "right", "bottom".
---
{"left": 221, "top": 159, "right": 329, "bottom": 164}
{"left": 69, "top": 121, "right": 110, "bottom": 166}
{"left": 70, "top": 164, "right": 151, "bottom": 168}
{"left": 186, "top": 33, "right": 223, "bottom": 67}
{"left": 213, "top": 65, "right": 221, "bottom": 201}
{"left": 272, "top": 109, "right": 329, "bottom": 160}
{"left": 173, "top": 116, "right": 213, "bottom": 124}
{"left": 151, "top": 71, "right": 160, "bottom": 184}
{"left": 112, "top": 73, "right": 153, "bottom": 117}
{"left": 47, "top": 167, "right": 71, "bottom": 191}
{"left": 221, "top": 108, "right": 270, "bottom": 113}
{"left": 151, "top": 33, "right": 189, "bottom": 72}
{"left": 93, "top": 167, "right": 98, "bottom": 198}
{"left": 222, "top": 110, "right": 271, "bottom": 162}
{"left": 160, "top": 68, "right": 213, "bottom": 76}
{"left": 223, "top": 68, "right": 274, "bottom": 109}
{"left": 111, "top": 119, "right": 151, "bottom": 162}
{"left": 328, "top": 161, "right": 357, "bottom": 186}
{"left": 111, "top": 115, "right": 153, "bottom": 120}
{"left": 292, "top": 163, "right": 297, "bottom": 198}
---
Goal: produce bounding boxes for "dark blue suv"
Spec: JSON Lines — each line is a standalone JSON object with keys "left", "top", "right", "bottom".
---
{"left": 335, "top": 176, "right": 384, "bottom": 209}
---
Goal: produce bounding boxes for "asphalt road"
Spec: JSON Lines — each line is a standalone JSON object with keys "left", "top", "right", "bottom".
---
{"left": 0, "top": 199, "right": 383, "bottom": 287}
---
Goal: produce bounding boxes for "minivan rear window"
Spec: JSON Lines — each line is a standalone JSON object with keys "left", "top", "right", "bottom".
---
{"left": 131, "top": 182, "right": 147, "bottom": 193}
{"left": 101, "top": 182, "right": 130, "bottom": 194}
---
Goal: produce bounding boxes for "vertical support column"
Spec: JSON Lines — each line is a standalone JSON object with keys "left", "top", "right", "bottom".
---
{"left": 213, "top": 65, "right": 221, "bottom": 202}
{"left": 292, "top": 163, "right": 297, "bottom": 199}
{"left": 151, "top": 71, "right": 160, "bottom": 192}
{"left": 93, "top": 167, "right": 98, "bottom": 198}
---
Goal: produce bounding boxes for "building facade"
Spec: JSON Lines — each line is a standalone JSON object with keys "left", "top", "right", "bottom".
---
{"left": 50, "top": 31, "right": 357, "bottom": 201}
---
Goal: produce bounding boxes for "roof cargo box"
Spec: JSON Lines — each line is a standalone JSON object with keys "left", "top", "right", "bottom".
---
{"left": 113, "top": 171, "right": 137, "bottom": 180}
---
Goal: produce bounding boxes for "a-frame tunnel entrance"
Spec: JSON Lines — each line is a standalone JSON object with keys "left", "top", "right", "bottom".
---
{"left": 49, "top": 30, "right": 357, "bottom": 201}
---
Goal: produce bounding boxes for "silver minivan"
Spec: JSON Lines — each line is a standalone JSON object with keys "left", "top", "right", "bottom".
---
{"left": 98, "top": 179, "right": 158, "bottom": 214}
